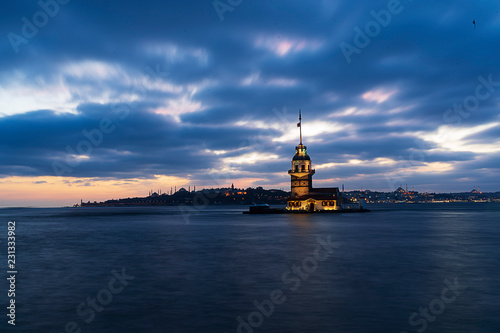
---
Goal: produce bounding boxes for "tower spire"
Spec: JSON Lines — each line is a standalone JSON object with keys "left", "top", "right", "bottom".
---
{"left": 298, "top": 109, "right": 302, "bottom": 144}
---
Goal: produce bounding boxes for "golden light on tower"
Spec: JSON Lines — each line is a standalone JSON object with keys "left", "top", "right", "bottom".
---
{"left": 286, "top": 110, "right": 343, "bottom": 212}
{"left": 288, "top": 110, "right": 315, "bottom": 198}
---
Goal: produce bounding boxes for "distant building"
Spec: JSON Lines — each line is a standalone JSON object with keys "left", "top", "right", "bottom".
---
{"left": 470, "top": 186, "right": 481, "bottom": 194}
{"left": 286, "top": 111, "right": 342, "bottom": 211}
{"left": 394, "top": 185, "right": 418, "bottom": 201}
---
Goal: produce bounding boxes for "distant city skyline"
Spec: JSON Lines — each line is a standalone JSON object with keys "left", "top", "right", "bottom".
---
{"left": 1, "top": 1, "right": 500, "bottom": 206}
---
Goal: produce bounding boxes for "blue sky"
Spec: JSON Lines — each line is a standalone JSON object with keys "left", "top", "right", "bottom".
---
{"left": 1, "top": 0, "right": 500, "bottom": 205}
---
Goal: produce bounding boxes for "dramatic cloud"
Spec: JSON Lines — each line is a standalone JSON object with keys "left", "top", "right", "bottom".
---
{"left": 1, "top": 0, "right": 500, "bottom": 205}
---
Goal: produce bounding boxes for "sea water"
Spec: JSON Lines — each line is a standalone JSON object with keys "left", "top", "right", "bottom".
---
{"left": 0, "top": 203, "right": 499, "bottom": 332}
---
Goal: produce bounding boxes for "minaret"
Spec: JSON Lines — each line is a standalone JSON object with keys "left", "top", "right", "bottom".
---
{"left": 288, "top": 110, "right": 315, "bottom": 198}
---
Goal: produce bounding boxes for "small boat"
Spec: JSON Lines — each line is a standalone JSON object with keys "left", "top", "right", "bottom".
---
{"left": 243, "top": 203, "right": 285, "bottom": 214}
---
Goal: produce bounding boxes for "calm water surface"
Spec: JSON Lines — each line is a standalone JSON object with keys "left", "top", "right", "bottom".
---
{"left": 0, "top": 203, "right": 499, "bottom": 333}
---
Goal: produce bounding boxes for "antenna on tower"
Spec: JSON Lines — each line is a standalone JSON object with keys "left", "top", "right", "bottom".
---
{"left": 298, "top": 109, "right": 302, "bottom": 144}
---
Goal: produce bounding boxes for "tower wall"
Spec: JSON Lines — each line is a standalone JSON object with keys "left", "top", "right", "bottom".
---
{"left": 290, "top": 175, "right": 313, "bottom": 197}
{"left": 288, "top": 145, "right": 315, "bottom": 198}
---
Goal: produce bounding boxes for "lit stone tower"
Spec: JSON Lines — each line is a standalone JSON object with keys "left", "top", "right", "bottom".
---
{"left": 288, "top": 110, "right": 315, "bottom": 198}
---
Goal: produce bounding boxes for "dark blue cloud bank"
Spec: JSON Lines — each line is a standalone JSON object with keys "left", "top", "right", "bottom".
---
{"left": 1, "top": 0, "right": 500, "bottom": 191}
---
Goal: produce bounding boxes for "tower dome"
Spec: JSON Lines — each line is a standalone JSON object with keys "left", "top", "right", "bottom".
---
{"left": 292, "top": 144, "right": 311, "bottom": 161}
